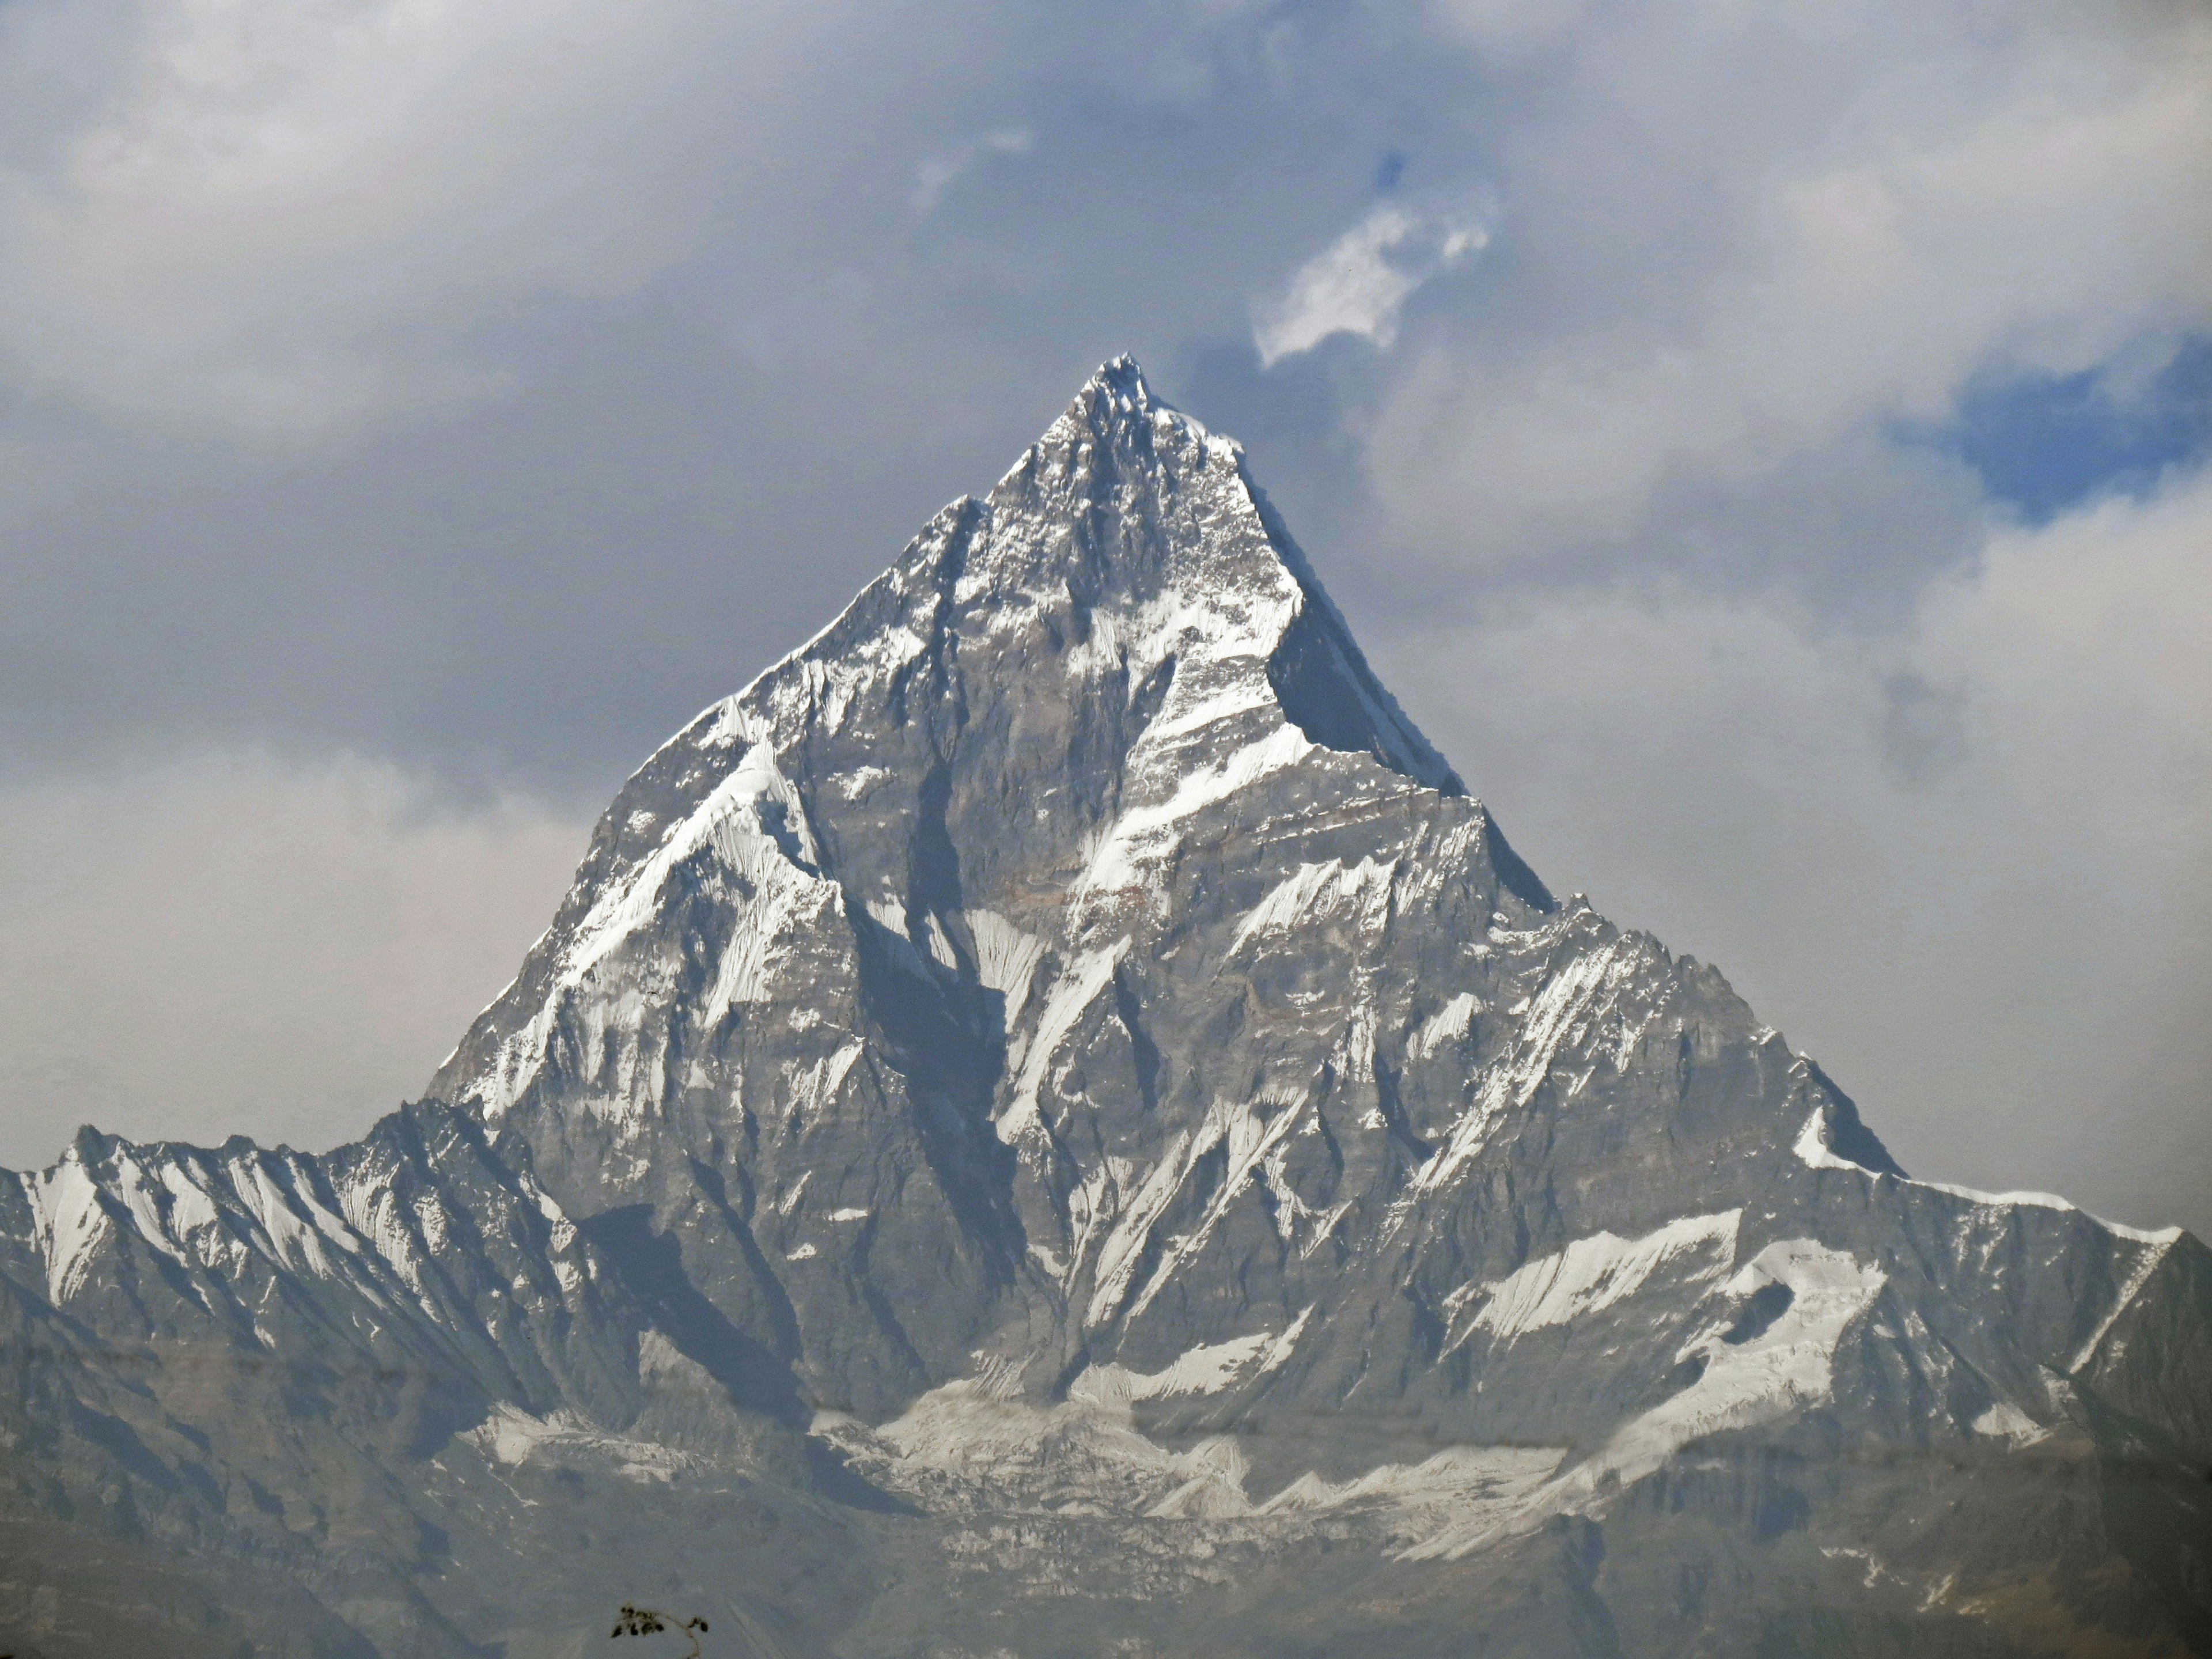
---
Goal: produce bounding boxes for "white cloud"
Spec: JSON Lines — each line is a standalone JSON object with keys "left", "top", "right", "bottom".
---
{"left": 1253, "top": 204, "right": 1488, "bottom": 367}
{"left": 1366, "top": 0, "right": 2212, "bottom": 588}
{"left": 0, "top": 751, "right": 585, "bottom": 1163}
{"left": 0, "top": 0, "right": 856, "bottom": 435}
{"left": 1377, "top": 463, "right": 2212, "bottom": 1237}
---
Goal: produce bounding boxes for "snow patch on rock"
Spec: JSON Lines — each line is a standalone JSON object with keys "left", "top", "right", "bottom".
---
{"left": 468, "top": 1403, "right": 692, "bottom": 1484}
{"left": 1444, "top": 1211, "right": 1741, "bottom": 1351}
{"left": 1971, "top": 1402, "right": 2050, "bottom": 1446}
{"left": 1229, "top": 857, "right": 1395, "bottom": 956}
{"left": 21, "top": 1154, "right": 110, "bottom": 1306}
{"left": 1001, "top": 942, "right": 1128, "bottom": 1147}
{"left": 967, "top": 909, "right": 1048, "bottom": 1020}
{"left": 1075, "top": 1308, "right": 1313, "bottom": 1405}
{"left": 1408, "top": 993, "right": 1482, "bottom": 1060}
{"left": 1410, "top": 1237, "right": 1886, "bottom": 1560}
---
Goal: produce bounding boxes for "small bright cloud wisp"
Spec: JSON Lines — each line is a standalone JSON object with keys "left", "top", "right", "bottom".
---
{"left": 1253, "top": 204, "right": 1490, "bottom": 367}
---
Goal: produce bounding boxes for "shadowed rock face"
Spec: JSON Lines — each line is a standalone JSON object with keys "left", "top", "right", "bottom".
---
{"left": 3, "top": 361, "right": 2208, "bottom": 1658}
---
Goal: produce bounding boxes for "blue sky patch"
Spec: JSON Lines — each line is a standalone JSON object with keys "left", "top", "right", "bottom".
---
{"left": 1929, "top": 338, "right": 2212, "bottom": 523}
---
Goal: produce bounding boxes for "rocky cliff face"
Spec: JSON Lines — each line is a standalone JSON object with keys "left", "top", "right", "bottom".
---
{"left": 2, "top": 362, "right": 2207, "bottom": 1659}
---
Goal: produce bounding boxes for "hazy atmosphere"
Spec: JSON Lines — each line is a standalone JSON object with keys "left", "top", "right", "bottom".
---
{"left": 0, "top": 0, "right": 2205, "bottom": 1240}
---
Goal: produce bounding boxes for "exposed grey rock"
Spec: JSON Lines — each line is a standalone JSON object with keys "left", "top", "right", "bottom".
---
{"left": 3, "top": 360, "right": 2207, "bottom": 1657}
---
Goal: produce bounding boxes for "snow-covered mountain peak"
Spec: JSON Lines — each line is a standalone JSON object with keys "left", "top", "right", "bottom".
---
{"left": 1050, "top": 354, "right": 1211, "bottom": 444}
{"left": 1, "top": 362, "right": 2207, "bottom": 1656}
{"left": 62, "top": 358, "right": 2181, "bottom": 1644}
{"left": 434, "top": 363, "right": 1482, "bottom": 1121}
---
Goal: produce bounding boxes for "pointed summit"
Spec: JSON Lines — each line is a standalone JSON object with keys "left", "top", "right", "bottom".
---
{"left": 1069, "top": 353, "right": 1168, "bottom": 424}
{"left": 1040, "top": 353, "right": 1224, "bottom": 469}
{"left": 973, "top": 357, "right": 1464, "bottom": 796}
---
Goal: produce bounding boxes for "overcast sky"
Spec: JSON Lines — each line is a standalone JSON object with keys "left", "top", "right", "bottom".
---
{"left": 0, "top": 0, "right": 2206, "bottom": 1236}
